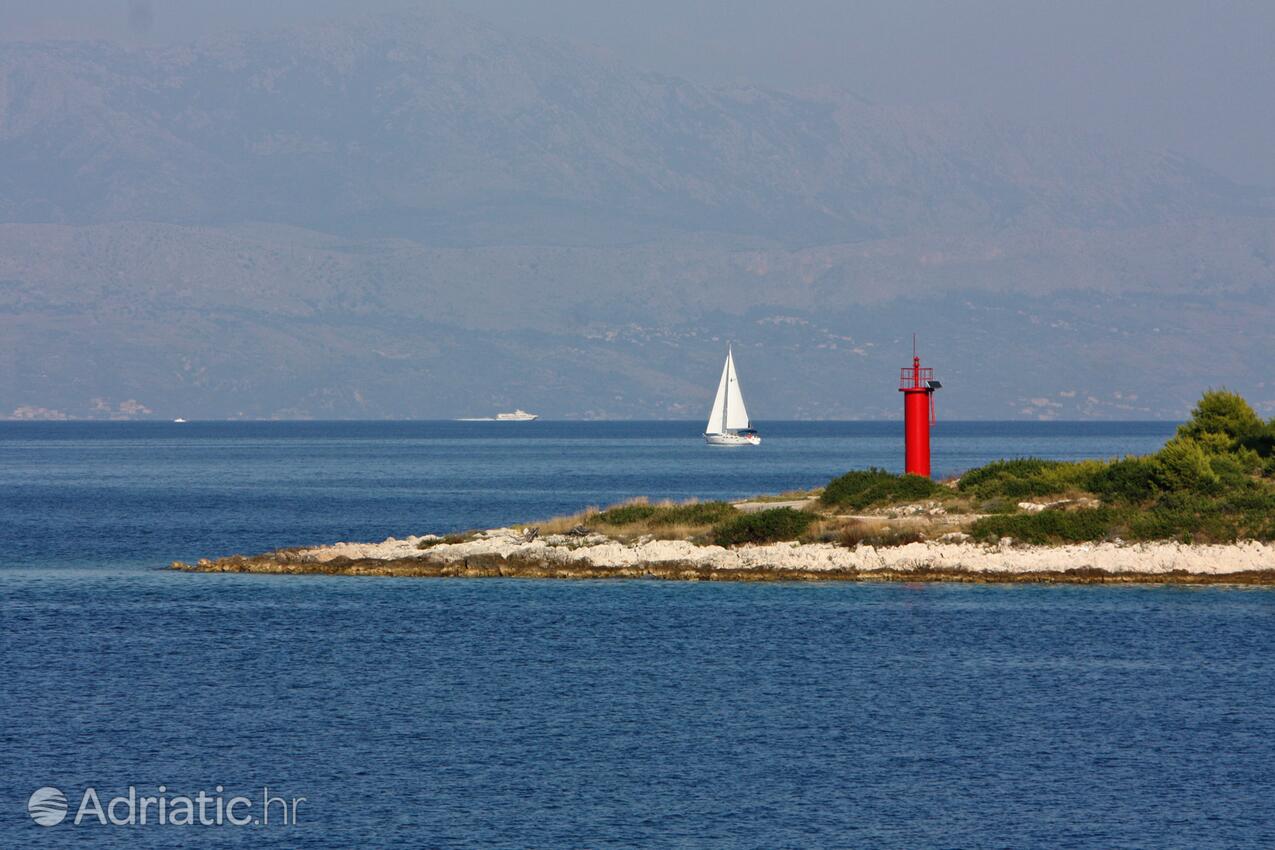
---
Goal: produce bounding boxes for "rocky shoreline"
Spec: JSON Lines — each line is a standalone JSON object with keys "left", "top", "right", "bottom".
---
{"left": 172, "top": 527, "right": 1275, "bottom": 586}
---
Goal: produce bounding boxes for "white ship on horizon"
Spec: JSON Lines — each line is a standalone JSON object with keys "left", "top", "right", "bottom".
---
{"left": 456, "top": 409, "right": 540, "bottom": 421}
{"left": 704, "top": 346, "right": 760, "bottom": 446}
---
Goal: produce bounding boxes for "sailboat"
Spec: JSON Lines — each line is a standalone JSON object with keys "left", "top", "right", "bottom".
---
{"left": 704, "top": 346, "right": 760, "bottom": 446}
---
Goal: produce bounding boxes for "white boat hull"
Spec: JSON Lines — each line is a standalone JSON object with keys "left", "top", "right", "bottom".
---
{"left": 704, "top": 431, "right": 761, "bottom": 446}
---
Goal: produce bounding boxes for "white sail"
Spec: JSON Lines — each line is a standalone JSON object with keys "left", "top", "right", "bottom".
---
{"left": 705, "top": 347, "right": 752, "bottom": 434}
{"left": 706, "top": 354, "right": 731, "bottom": 435}
{"left": 724, "top": 350, "right": 750, "bottom": 431}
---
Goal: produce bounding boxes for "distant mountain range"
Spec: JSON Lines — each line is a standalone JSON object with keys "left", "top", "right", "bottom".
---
{"left": 1, "top": 7, "right": 1271, "bottom": 419}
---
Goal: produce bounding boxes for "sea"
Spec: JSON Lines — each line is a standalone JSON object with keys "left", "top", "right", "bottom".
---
{"left": 3, "top": 420, "right": 1274, "bottom": 848}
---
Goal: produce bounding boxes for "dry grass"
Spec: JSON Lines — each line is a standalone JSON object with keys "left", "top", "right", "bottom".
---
{"left": 741, "top": 488, "right": 823, "bottom": 503}
{"left": 835, "top": 518, "right": 926, "bottom": 548}
{"left": 526, "top": 494, "right": 988, "bottom": 546}
{"left": 793, "top": 516, "right": 847, "bottom": 543}
{"left": 791, "top": 516, "right": 916, "bottom": 547}
{"left": 535, "top": 507, "right": 602, "bottom": 535}
{"left": 526, "top": 497, "right": 724, "bottom": 542}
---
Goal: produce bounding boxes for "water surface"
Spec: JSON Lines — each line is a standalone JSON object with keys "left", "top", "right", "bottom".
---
{"left": 7, "top": 420, "right": 1272, "bottom": 848}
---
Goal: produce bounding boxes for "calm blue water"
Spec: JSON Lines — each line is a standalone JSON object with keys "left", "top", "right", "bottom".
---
{"left": 4, "top": 420, "right": 1274, "bottom": 848}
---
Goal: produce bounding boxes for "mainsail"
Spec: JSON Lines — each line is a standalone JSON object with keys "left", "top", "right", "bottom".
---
{"left": 705, "top": 347, "right": 751, "bottom": 434}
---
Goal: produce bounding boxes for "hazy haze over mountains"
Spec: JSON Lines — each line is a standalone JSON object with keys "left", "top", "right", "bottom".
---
{"left": 1, "top": 2, "right": 1272, "bottom": 419}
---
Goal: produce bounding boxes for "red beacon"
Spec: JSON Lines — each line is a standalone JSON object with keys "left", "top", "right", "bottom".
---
{"left": 899, "top": 344, "right": 941, "bottom": 478}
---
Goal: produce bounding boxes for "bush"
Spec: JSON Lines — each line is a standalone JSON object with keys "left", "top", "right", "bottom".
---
{"left": 820, "top": 468, "right": 941, "bottom": 509}
{"left": 596, "top": 501, "right": 737, "bottom": 527}
{"left": 1244, "top": 422, "right": 1275, "bottom": 460}
{"left": 1086, "top": 455, "right": 1162, "bottom": 503}
{"left": 1125, "top": 495, "right": 1233, "bottom": 543}
{"left": 1126, "top": 507, "right": 1201, "bottom": 542}
{"left": 651, "top": 501, "right": 738, "bottom": 526}
{"left": 1155, "top": 438, "right": 1220, "bottom": 493}
{"left": 958, "top": 458, "right": 1059, "bottom": 491}
{"left": 970, "top": 507, "right": 1118, "bottom": 545}
{"left": 713, "top": 508, "right": 816, "bottom": 546}
{"left": 596, "top": 503, "right": 658, "bottom": 525}
{"left": 956, "top": 457, "right": 1099, "bottom": 499}
{"left": 1208, "top": 450, "right": 1263, "bottom": 486}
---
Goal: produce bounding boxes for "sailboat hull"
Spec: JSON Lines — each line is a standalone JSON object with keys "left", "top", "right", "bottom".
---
{"left": 704, "top": 431, "right": 761, "bottom": 446}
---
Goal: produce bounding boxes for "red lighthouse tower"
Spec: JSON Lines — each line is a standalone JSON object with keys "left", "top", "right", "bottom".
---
{"left": 899, "top": 342, "right": 941, "bottom": 478}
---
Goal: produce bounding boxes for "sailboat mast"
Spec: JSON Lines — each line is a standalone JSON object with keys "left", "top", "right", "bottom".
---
{"left": 722, "top": 347, "right": 732, "bottom": 433}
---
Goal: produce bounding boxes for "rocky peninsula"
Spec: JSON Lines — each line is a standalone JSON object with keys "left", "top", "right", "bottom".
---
{"left": 173, "top": 391, "right": 1275, "bottom": 586}
{"left": 173, "top": 525, "right": 1275, "bottom": 585}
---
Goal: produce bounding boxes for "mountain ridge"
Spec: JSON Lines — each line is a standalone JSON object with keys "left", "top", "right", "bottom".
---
{"left": 0, "top": 7, "right": 1270, "bottom": 420}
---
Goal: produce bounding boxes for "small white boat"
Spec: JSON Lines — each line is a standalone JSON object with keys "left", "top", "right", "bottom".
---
{"left": 456, "top": 409, "right": 540, "bottom": 421}
{"left": 173, "top": 418, "right": 187, "bottom": 423}
{"left": 704, "top": 346, "right": 760, "bottom": 446}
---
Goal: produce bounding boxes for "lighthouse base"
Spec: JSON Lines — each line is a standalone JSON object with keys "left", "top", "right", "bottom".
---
{"left": 901, "top": 387, "right": 933, "bottom": 478}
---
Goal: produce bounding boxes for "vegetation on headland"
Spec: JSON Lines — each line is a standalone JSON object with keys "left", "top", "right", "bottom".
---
{"left": 530, "top": 390, "right": 1275, "bottom": 549}
{"left": 713, "top": 508, "right": 816, "bottom": 546}
{"left": 962, "top": 390, "right": 1275, "bottom": 544}
{"left": 595, "top": 501, "right": 738, "bottom": 527}
{"left": 819, "top": 468, "right": 942, "bottom": 509}
{"left": 516, "top": 498, "right": 736, "bottom": 546}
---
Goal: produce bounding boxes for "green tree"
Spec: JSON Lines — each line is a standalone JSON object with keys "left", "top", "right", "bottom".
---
{"left": 1176, "top": 390, "right": 1263, "bottom": 449}
{"left": 1155, "top": 438, "right": 1220, "bottom": 493}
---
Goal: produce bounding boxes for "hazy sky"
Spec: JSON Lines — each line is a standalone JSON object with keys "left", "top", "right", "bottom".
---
{"left": 4, "top": 0, "right": 1274, "bottom": 185}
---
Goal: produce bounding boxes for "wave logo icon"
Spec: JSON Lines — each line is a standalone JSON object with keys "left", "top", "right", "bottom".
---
{"left": 27, "top": 787, "right": 68, "bottom": 826}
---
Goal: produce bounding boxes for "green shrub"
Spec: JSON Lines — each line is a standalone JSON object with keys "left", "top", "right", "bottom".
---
{"left": 1127, "top": 507, "right": 1200, "bottom": 542}
{"left": 596, "top": 501, "right": 737, "bottom": 527}
{"left": 1219, "top": 486, "right": 1275, "bottom": 512}
{"left": 1155, "top": 438, "right": 1221, "bottom": 493}
{"left": 596, "top": 503, "right": 658, "bottom": 525}
{"left": 1208, "top": 450, "right": 1262, "bottom": 486}
{"left": 1244, "top": 421, "right": 1275, "bottom": 460}
{"left": 820, "top": 468, "right": 941, "bottom": 509}
{"left": 956, "top": 457, "right": 1098, "bottom": 499}
{"left": 970, "top": 507, "right": 1118, "bottom": 545}
{"left": 1193, "top": 431, "right": 1243, "bottom": 456}
{"left": 650, "top": 501, "right": 737, "bottom": 526}
{"left": 713, "top": 508, "right": 816, "bottom": 546}
{"left": 958, "top": 458, "right": 1058, "bottom": 488}
{"left": 1086, "top": 455, "right": 1162, "bottom": 503}
{"left": 1126, "top": 499, "right": 1235, "bottom": 543}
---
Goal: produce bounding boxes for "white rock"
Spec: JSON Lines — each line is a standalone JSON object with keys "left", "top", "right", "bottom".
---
{"left": 288, "top": 530, "right": 1275, "bottom": 577}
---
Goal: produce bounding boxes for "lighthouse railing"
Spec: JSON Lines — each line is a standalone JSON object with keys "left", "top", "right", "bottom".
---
{"left": 899, "top": 366, "right": 934, "bottom": 390}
